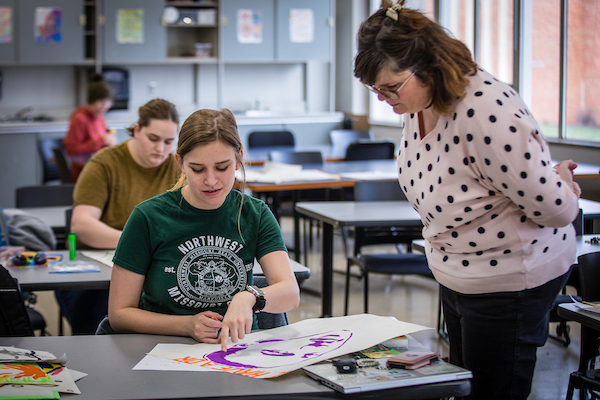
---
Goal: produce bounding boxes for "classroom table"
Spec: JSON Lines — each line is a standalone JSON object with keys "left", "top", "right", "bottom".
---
{"left": 0, "top": 334, "right": 471, "bottom": 400}
{"left": 295, "top": 201, "right": 422, "bottom": 317}
{"left": 412, "top": 234, "right": 600, "bottom": 260}
{"left": 6, "top": 251, "right": 311, "bottom": 292}
{"left": 558, "top": 303, "right": 600, "bottom": 375}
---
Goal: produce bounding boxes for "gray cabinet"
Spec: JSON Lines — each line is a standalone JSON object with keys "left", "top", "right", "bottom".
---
{"left": 221, "top": 0, "right": 275, "bottom": 62}
{"left": 0, "top": 0, "right": 15, "bottom": 63}
{"left": 0, "top": 133, "right": 39, "bottom": 208}
{"left": 221, "top": 0, "right": 332, "bottom": 63}
{"left": 275, "top": 0, "right": 332, "bottom": 62}
{"left": 102, "top": 0, "right": 166, "bottom": 63}
{"left": 17, "top": 0, "right": 85, "bottom": 64}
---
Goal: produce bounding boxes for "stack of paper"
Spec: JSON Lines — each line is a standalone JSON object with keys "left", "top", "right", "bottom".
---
{"left": 237, "top": 161, "right": 341, "bottom": 184}
{"left": 0, "top": 346, "right": 84, "bottom": 399}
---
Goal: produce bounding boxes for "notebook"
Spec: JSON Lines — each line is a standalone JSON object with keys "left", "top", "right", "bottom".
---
{"left": 303, "top": 357, "right": 472, "bottom": 394}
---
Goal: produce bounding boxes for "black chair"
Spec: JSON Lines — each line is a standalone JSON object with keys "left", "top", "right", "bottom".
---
{"left": 565, "top": 251, "right": 600, "bottom": 399}
{"left": 344, "top": 140, "right": 396, "bottom": 161}
{"left": 267, "top": 151, "right": 326, "bottom": 265}
{"left": 37, "top": 138, "right": 62, "bottom": 184}
{"left": 52, "top": 147, "right": 73, "bottom": 184}
{"left": 344, "top": 180, "right": 432, "bottom": 315}
{"left": 329, "top": 129, "right": 374, "bottom": 159}
{"left": 248, "top": 131, "right": 295, "bottom": 148}
{"left": 16, "top": 184, "right": 75, "bottom": 208}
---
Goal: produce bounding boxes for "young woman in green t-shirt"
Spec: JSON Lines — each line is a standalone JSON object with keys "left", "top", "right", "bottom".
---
{"left": 109, "top": 108, "right": 300, "bottom": 352}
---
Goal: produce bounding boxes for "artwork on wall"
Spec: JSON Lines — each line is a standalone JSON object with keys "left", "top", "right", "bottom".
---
{"left": 237, "top": 9, "right": 262, "bottom": 44}
{"left": 289, "top": 9, "right": 314, "bottom": 43}
{"left": 117, "top": 9, "right": 144, "bottom": 44}
{"left": 34, "top": 7, "right": 61, "bottom": 43}
{"left": 0, "top": 7, "right": 12, "bottom": 44}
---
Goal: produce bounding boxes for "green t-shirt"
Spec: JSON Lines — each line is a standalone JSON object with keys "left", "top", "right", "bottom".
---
{"left": 113, "top": 188, "right": 287, "bottom": 329}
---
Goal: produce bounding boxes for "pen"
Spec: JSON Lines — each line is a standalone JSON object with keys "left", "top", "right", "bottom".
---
{"left": 583, "top": 301, "right": 598, "bottom": 307}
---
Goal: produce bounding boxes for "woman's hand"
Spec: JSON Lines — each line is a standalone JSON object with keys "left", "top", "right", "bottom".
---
{"left": 554, "top": 160, "right": 582, "bottom": 197}
{"left": 218, "top": 291, "right": 256, "bottom": 352}
{"left": 188, "top": 311, "right": 223, "bottom": 344}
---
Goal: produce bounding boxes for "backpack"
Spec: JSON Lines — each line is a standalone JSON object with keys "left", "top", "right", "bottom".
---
{"left": 0, "top": 264, "right": 34, "bottom": 336}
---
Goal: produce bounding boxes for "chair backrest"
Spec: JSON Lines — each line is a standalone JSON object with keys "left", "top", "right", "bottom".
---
{"left": 268, "top": 150, "right": 323, "bottom": 165}
{"left": 353, "top": 180, "right": 407, "bottom": 202}
{"left": 0, "top": 265, "right": 34, "bottom": 337}
{"left": 352, "top": 180, "right": 419, "bottom": 252}
{"left": 37, "top": 138, "right": 63, "bottom": 183}
{"left": 52, "top": 148, "right": 73, "bottom": 184}
{"left": 248, "top": 131, "right": 295, "bottom": 148}
{"left": 16, "top": 184, "right": 75, "bottom": 208}
{"left": 329, "top": 129, "right": 374, "bottom": 158}
{"left": 577, "top": 252, "right": 600, "bottom": 302}
{"left": 345, "top": 141, "right": 396, "bottom": 161}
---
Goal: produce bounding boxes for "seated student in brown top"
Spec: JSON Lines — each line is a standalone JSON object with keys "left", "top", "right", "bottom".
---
{"left": 55, "top": 98, "right": 180, "bottom": 335}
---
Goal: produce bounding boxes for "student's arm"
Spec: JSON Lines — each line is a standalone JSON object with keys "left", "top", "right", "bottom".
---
{"left": 108, "top": 264, "right": 223, "bottom": 343}
{"left": 70, "top": 204, "right": 121, "bottom": 249}
{"left": 219, "top": 250, "right": 300, "bottom": 350}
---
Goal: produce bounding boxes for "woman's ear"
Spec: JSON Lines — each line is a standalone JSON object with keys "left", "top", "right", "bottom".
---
{"left": 236, "top": 148, "right": 244, "bottom": 170}
{"left": 175, "top": 154, "right": 185, "bottom": 173}
{"left": 132, "top": 123, "right": 141, "bottom": 138}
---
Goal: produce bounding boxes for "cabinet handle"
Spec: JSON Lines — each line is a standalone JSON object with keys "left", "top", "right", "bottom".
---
{"left": 98, "top": 14, "right": 105, "bottom": 26}
{"left": 220, "top": 15, "right": 228, "bottom": 26}
{"left": 79, "top": 14, "right": 86, "bottom": 27}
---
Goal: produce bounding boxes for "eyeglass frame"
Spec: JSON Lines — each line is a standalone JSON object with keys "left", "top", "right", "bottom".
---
{"left": 362, "top": 71, "right": 416, "bottom": 100}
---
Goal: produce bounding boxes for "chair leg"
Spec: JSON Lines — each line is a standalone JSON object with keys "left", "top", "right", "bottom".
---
{"left": 566, "top": 372, "right": 578, "bottom": 400}
{"left": 344, "top": 260, "right": 352, "bottom": 316}
{"left": 363, "top": 272, "right": 369, "bottom": 314}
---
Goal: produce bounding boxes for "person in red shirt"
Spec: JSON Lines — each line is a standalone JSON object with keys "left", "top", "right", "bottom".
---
{"left": 63, "top": 73, "right": 116, "bottom": 181}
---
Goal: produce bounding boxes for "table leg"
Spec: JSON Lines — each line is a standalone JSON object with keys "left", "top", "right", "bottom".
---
{"left": 293, "top": 193, "right": 301, "bottom": 263}
{"left": 579, "top": 325, "right": 599, "bottom": 372}
{"left": 321, "top": 222, "right": 334, "bottom": 318}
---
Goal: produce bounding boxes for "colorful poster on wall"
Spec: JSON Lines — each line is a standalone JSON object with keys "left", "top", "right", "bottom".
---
{"left": 237, "top": 9, "right": 262, "bottom": 44}
{"left": 0, "top": 7, "right": 12, "bottom": 44}
{"left": 117, "top": 9, "right": 144, "bottom": 44}
{"left": 34, "top": 7, "right": 62, "bottom": 43}
{"left": 289, "top": 9, "right": 313, "bottom": 43}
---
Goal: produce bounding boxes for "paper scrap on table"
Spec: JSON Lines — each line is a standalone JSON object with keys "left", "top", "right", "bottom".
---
{"left": 0, "top": 347, "right": 57, "bottom": 363}
{"left": 339, "top": 170, "right": 399, "bottom": 180}
{"left": 134, "top": 344, "right": 212, "bottom": 372}
{"left": 0, "top": 363, "right": 81, "bottom": 394}
{"left": 237, "top": 161, "right": 340, "bottom": 184}
{"left": 148, "top": 314, "right": 429, "bottom": 378}
{"left": 81, "top": 250, "right": 115, "bottom": 268}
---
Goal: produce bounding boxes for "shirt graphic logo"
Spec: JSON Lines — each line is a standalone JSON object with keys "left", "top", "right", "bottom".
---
{"left": 177, "top": 246, "right": 246, "bottom": 304}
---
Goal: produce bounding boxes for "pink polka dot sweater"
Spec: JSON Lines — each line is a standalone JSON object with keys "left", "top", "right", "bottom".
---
{"left": 397, "top": 68, "right": 580, "bottom": 294}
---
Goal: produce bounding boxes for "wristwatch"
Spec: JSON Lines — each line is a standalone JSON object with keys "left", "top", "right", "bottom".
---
{"left": 246, "top": 285, "right": 266, "bottom": 313}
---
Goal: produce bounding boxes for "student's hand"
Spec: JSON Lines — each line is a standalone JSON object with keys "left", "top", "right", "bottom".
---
{"left": 103, "top": 131, "right": 117, "bottom": 147}
{"left": 218, "top": 291, "right": 255, "bottom": 352}
{"left": 554, "top": 160, "right": 582, "bottom": 197}
{"left": 188, "top": 312, "right": 223, "bottom": 344}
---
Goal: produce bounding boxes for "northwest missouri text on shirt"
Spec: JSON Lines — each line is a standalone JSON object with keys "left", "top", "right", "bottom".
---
{"left": 166, "top": 235, "right": 252, "bottom": 309}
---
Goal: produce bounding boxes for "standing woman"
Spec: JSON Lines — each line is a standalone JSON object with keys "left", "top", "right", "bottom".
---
{"left": 108, "top": 108, "right": 300, "bottom": 351}
{"left": 354, "top": 1, "right": 581, "bottom": 399}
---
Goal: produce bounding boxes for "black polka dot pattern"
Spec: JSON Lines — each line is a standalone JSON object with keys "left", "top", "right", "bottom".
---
{"left": 396, "top": 68, "right": 579, "bottom": 293}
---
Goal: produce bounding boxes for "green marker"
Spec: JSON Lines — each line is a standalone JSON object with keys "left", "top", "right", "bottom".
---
{"left": 68, "top": 233, "right": 76, "bottom": 261}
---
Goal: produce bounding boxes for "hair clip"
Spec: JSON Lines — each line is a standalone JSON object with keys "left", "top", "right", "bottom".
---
{"left": 386, "top": 4, "right": 402, "bottom": 21}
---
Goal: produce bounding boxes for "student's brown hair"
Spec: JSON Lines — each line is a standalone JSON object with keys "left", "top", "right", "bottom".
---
{"left": 354, "top": 0, "right": 477, "bottom": 115}
{"left": 126, "top": 98, "right": 179, "bottom": 136}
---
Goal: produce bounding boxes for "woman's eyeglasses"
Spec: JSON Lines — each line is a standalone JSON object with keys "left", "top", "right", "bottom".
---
{"left": 362, "top": 71, "right": 416, "bottom": 100}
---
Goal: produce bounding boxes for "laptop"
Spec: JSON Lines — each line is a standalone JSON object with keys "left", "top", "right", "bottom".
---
{"left": 303, "top": 358, "right": 472, "bottom": 395}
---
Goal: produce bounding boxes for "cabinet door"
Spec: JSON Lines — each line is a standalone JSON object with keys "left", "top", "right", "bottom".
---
{"left": 276, "top": 0, "right": 332, "bottom": 62}
{"left": 221, "top": 0, "right": 275, "bottom": 62}
{"left": 17, "top": 0, "right": 84, "bottom": 64}
{"left": 102, "top": 0, "right": 165, "bottom": 63}
{"left": 0, "top": 0, "right": 15, "bottom": 63}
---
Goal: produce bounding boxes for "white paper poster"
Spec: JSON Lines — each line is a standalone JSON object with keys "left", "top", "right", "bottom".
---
{"left": 34, "top": 7, "right": 62, "bottom": 44}
{"left": 0, "top": 7, "right": 12, "bottom": 44}
{"left": 117, "top": 9, "right": 144, "bottom": 44}
{"left": 237, "top": 9, "right": 262, "bottom": 44}
{"left": 148, "top": 314, "right": 428, "bottom": 378}
{"left": 289, "top": 9, "right": 313, "bottom": 43}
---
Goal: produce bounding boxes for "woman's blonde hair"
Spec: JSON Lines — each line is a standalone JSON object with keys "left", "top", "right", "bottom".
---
{"left": 354, "top": 0, "right": 477, "bottom": 115}
{"left": 169, "top": 108, "right": 247, "bottom": 240}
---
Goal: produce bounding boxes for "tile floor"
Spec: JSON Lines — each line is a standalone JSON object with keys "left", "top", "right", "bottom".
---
{"left": 32, "top": 216, "right": 582, "bottom": 399}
